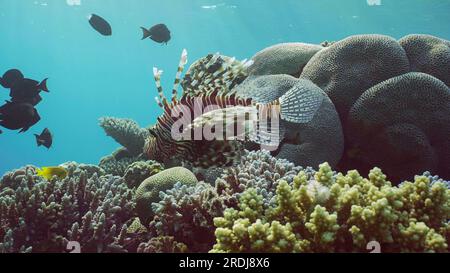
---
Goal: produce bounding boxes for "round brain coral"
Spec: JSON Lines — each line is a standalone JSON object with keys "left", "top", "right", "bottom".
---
{"left": 347, "top": 72, "right": 450, "bottom": 182}
{"left": 135, "top": 167, "right": 198, "bottom": 225}
{"left": 248, "top": 42, "right": 323, "bottom": 77}
{"left": 300, "top": 34, "right": 410, "bottom": 121}
{"left": 399, "top": 34, "right": 450, "bottom": 87}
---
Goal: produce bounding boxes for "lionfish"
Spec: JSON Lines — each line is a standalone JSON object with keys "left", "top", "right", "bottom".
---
{"left": 144, "top": 49, "right": 323, "bottom": 168}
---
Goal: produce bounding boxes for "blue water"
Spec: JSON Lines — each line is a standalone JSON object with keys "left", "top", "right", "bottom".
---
{"left": 1, "top": 0, "right": 449, "bottom": 175}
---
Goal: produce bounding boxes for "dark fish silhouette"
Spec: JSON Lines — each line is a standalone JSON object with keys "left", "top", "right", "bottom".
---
{"left": 141, "top": 24, "right": 171, "bottom": 44}
{"left": 0, "top": 101, "right": 40, "bottom": 133}
{"left": 0, "top": 69, "right": 24, "bottom": 88}
{"left": 89, "top": 14, "right": 112, "bottom": 36}
{"left": 10, "top": 78, "right": 48, "bottom": 106}
{"left": 35, "top": 128, "right": 52, "bottom": 149}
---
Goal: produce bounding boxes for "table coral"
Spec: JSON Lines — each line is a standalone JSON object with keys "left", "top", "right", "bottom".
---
{"left": 211, "top": 163, "right": 449, "bottom": 253}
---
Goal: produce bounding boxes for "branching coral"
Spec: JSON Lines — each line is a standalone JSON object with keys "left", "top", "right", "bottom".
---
{"left": 99, "top": 148, "right": 141, "bottom": 177}
{"left": 0, "top": 164, "right": 135, "bottom": 253}
{"left": 149, "top": 182, "right": 229, "bottom": 252}
{"left": 137, "top": 236, "right": 187, "bottom": 253}
{"left": 99, "top": 117, "right": 149, "bottom": 156}
{"left": 211, "top": 163, "right": 449, "bottom": 253}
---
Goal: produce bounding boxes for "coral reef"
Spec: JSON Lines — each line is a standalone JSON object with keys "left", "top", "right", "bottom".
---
{"left": 347, "top": 72, "right": 450, "bottom": 181}
{"left": 99, "top": 148, "right": 141, "bottom": 177}
{"left": 248, "top": 43, "right": 323, "bottom": 77}
{"left": 99, "top": 117, "right": 149, "bottom": 156}
{"left": 149, "top": 182, "right": 229, "bottom": 252}
{"left": 135, "top": 167, "right": 198, "bottom": 225}
{"left": 399, "top": 34, "right": 450, "bottom": 86}
{"left": 123, "top": 160, "right": 164, "bottom": 188}
{"left": 300, "top": 34, "right": 410, "bottom": 121}
{"left": 211, "top": 163, "right": 449, "bottom": 253}
{"left": 137, "top": 236, "right": 187, "bottom": 253}
{"left": 0, "top": 164, "right": 135, "bottom": 253}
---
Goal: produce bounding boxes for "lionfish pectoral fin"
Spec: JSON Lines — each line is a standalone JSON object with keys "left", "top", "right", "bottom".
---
{"left": 279, "top": 87, "right": 324, "bottom": 124}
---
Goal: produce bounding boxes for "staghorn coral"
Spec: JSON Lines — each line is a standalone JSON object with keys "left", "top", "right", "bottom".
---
{"left": 399, "top": 34, "right": 450, "bottom": 86}
{"left": 347, "top": 72, "right": 450, "bottom": 182}
{"left": 135, "top": 167, "right": 198, "bottom": 225}
{"left": 60, "top": 161, "right": 105, "bottom": 178}
{"left": 215, "top": 150, "right": 303, "bottom": 205}
{"left": 248, "top": 42, "right": 323, "bottom": 77}
{"left": 123, "top": 160, "right": 164, "bottom": 188}
{"left": 211, "top": 163, "right": 449, "bottom": 253}
{"left": 300, "top": 34, "right": 410, "bottom": 121}
{"left": 0, "top": 164, "right": 135, "bottom": 253}
{"left": 99, "top": 117, "right": 149, "bottom": 156}
{"left": 149, "top": 182, "right": 229, "bottom": 252}
{"left": 137, "top": 236, "right": 187, "bottom": 253}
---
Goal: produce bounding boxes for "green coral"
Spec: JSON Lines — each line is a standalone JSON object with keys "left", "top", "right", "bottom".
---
{"left": 135, "top": 167, "right": 198, "bottom": 225}
{"left": 211, "top": 163, "right": 449, "bottom": 253}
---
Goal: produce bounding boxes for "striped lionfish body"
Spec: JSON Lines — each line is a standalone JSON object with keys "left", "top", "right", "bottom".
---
{"left": 144, "top": 49, "right": 324, "bottom": 168}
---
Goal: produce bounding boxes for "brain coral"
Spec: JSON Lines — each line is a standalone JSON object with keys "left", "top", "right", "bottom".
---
{"left": 399, "top": 34, "right": 450, "bottom": 86}
{"left": 123, "top": 160, "right": 164, "bottom": 188}
{"left": 247, "top": 43, "right": 323, "bottom": 77}
{"left": 347, "top": 72, "right": 450, "bottom": 182}
{"left": 300, "top": 34, "right": 410, "bottom": 120}
{"left": 212, "top": 163, "right": 449, "bottom": 253}
{"left": 135, "top": 167, "right": 198, "bottom": 225}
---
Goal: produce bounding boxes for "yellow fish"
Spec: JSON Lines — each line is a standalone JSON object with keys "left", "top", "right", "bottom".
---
{"left": 36, "top": 166, "right": 68, "bottom": 180}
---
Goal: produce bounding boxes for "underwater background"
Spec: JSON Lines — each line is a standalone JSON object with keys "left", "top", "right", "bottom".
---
{"left": 1, "top": 0, "right": 450, "bottom": 175}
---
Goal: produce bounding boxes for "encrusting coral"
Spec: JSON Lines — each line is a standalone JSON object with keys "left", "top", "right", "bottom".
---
{"left": 211, "top": 162, "right": 449, "bottom": 253}
{"left": 347, "top": 72, "right": 450, "bottom": 181}
{"left": 99, "top": 117, "right": 149, "bottom": 156}
{"left": 399, "top": 34, "right": 450, "bottom": 86}
{"left": 0, "top": 164, "right": 135, "bottom": 253}
{"left": 135, "top": 167, "right": 198, "bottom": 225}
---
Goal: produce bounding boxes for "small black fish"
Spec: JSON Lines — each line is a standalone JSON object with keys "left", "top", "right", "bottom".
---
{"left": 9, "top": 78, "right": 48, "bottom": 106}
{"left": 141, "top": 24, "right": 171, "bottom": 44}
{"left": 89, "top": 14, "right": 112, "bottom": 36}
{"left": 0, "top": 101, "right": 40, "bottom": 133}
{"left": 35, "top": 128, "right": 52, "bottom": 149}
{"left": 0, "top": 69, "right": 24, "bottom": 88}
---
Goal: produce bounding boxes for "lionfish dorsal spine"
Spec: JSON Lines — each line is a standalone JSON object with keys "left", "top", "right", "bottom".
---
{"left": 172, "top": 49, "right": 188, "bottom": 103}
{"left": 153, "top": 67, "right": 168, "bottom": 109}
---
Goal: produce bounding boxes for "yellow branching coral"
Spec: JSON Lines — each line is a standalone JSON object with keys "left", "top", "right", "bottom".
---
{"left": 211, "top": 162, "right": 449, "bottom": 253}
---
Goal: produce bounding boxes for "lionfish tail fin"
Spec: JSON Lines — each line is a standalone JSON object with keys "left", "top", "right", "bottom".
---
{"left": 279, "top": 86, "right": 324, "bottom": 124}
